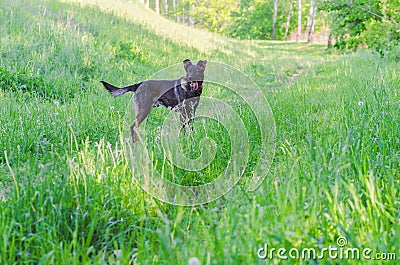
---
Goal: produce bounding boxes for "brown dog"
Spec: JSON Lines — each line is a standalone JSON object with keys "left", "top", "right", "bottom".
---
{"left": 101, "top": 59, "right": 207, "bottom": 142}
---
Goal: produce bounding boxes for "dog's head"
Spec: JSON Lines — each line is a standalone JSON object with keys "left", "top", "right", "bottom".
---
{"left": 183, "top": 59, "right": 207, "bottom": 91}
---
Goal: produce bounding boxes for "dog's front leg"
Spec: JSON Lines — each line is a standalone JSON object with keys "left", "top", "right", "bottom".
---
{"left": 179, "top": 101, "right": 197, "bottom": 134}
{"left": 180, "top": 110, "right": 191, "bottom": 134}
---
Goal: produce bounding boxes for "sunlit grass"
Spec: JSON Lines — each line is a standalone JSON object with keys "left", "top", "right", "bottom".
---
{"left": 0, "top": 0, "right": 399, "bottom": 264}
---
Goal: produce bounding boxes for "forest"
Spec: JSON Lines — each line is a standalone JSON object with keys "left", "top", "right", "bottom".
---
{"left": 145, "top": 0, "right": 400, "bottom": 53}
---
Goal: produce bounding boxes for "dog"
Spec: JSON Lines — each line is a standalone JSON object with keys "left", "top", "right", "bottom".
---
{"left": 101, "top": 59, "right": 207, "bottom": 142}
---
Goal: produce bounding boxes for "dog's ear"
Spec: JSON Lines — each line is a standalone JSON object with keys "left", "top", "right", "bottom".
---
{"left": 183, "top": 59, "right": 192, "bottom": 72}
{"left": 197, "top": 60, "right": 207, "bottom": 70}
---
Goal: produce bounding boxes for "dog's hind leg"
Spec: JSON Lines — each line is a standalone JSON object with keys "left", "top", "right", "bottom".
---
{"left": 130, "top": 122, "right": 138, "bottom": 143}
{"left": 131, "top": 115, "right": 149, "bottom": 143}
{"left": 131, "top": 99, "right": 153, "bottom": 143}
{"left": 131, "top": 114, "right": 148, "bottom": 142}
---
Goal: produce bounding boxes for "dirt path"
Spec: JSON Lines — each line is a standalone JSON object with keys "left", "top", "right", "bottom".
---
{"left": 288, "top": 68, "right": 305, "bottom": 86}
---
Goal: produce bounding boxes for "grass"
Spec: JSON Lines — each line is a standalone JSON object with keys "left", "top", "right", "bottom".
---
{"left": 0, "top": 0, "right": 399, "bottom": 264}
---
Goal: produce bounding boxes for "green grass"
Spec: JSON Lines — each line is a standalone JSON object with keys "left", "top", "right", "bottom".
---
{"left": 1, "top": 0, "right": 399, "bottom": 264}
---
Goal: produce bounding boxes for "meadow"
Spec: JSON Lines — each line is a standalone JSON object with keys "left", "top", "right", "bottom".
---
{"left": 0, "top": 0, "right": 399, "bottom": 264}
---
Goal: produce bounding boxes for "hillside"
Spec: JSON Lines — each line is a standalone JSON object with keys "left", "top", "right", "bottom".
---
{"left": 0, "top": 0, "right": 399, "bottom": 264}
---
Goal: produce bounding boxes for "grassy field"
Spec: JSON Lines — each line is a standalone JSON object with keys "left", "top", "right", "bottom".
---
{"left": 0, "top": 0, "right": 399, "bottom": 264}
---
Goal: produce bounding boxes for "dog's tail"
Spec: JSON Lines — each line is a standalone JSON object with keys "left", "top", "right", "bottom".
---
{"left": 100, "top": 81, "right": 142, "bottom": 97}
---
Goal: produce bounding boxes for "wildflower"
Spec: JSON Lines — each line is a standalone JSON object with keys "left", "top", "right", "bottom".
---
{"left": 274, "top": 177, "right": 280, "bottom": 185}
{"left": 188, "top": 257, "right": 201, "bottom": 265}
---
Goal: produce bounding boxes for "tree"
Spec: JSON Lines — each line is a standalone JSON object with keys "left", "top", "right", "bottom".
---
{"left": 230, "top": 0, "right": 274, "bottom": 39}
{"left": 320, "top": 0, "right": 400, "bottom": 53}
{"left": 155, "top": 0, "right": 160, "bottom": 14}
{"left": 173, "top": 0, "right": 177, "bottom": 21}
{"left": 190, "top": 0, "right": 238, "bottom": 33}
{"left": 164, "top": 0, "right": 169, "bottom": 19}
{"left": 297, "top": 0, "right": 302, "bottom": 40}
{"left": 284, "top": 0, "right": 294, "bottom": 40}
{"left": 307, "top": 0, "right": 317, "bottom": 42}
{"left": 272, "top": 0, "right": 279, "bottom": 40}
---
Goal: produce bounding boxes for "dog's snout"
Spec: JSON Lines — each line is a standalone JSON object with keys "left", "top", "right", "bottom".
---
{"left": 186, "top": 73, "right": 196, "bottom": 81}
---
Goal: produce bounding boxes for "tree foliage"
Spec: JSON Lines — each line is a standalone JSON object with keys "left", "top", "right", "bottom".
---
{"left": 229, "top": 0, "right": 302, "bottom": 40}
{"left": 320, "top": 0, "right": 400, "bottom": 53}
{"left": 229, "top": 0, "right": 275, "bottom": 39}
{"left": 191, "top": 0, "right": 238, "bottom": 34}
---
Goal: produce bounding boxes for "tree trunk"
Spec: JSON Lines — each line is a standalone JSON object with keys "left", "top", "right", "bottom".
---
{"left": 182, "top": 4, "right": 186, "bottom": 24}
{"left": 173, "top": 0, "right": 177, "bottom": 21}
{"left": 307, "top": 0, "right": 317, "bottom": 42}
{"left": 145, "top": 0, "right": 149, "bottom": 8}
{"left": 164, "top": 0, "right": 169, "bottom": 19}
{"left": 284, "top": 1, "right": 293, "bottom": 40}
{"left": 327, "top": 32, "right": 332, "bottom": 49}
{"left": 272, "top": 0, "right": 279, "bottom": 40}
{"left": 155, "top": 0, "right": 160, "bottom": 15}
{"left": 189, "top": 3, "right": 195, "bottom": 26}
{"left": 297, "top": 0, "right": 302, "bottom": 41}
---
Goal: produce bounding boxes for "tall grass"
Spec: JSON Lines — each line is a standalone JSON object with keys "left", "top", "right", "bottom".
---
{"left": 0, "top": 0, "right": 399, "bottom": 264}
